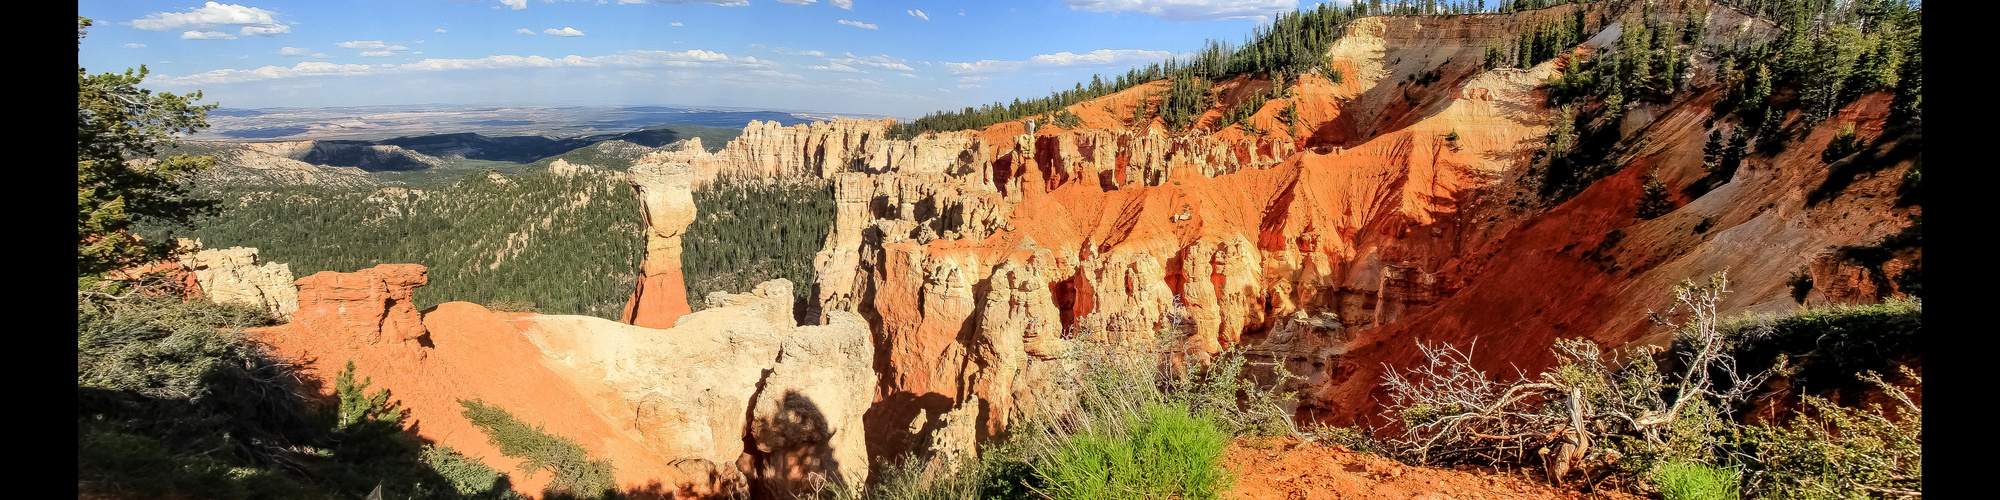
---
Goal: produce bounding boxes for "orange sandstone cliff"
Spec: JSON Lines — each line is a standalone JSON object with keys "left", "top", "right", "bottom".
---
{"left": 247, "top": 1, "right": 1919, "bottom": 496}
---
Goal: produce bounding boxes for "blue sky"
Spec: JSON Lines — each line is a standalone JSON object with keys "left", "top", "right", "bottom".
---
{"left": 78, "top": 1, "right": 1343, "bottom": 119}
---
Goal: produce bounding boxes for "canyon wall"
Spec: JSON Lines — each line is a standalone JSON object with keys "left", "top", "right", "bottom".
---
{"left": 628, "top": 0, "right": 1916, "bottom": 462}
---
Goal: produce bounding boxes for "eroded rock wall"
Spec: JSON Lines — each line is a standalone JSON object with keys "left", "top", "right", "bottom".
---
{"left": 256, "top": 266, "right": 875, "bottom": 499}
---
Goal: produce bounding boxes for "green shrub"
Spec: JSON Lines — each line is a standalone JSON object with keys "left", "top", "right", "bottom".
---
{"left": 77, "top": 294, "right": 500, "bottom": 499}
{"left": 1740, "top": 368, "right": 1921, "bottom": 499}
{"left": 1654, "top": 462, "right": 1740, "bottom": 500}
{"left": 1720, "top": 298, "right": 1921, "bottom": 397}
{"left": 1309, "top": 424, "right": 1382, "bottom": 455}
{"left": 1039, "top": 402, "right": 1232, "bottom": 500}
{"left": 459, "top": 399, "right": 618, "bottom": 498}
{"left": 423, "top": 445, "right": 527, "bottom": 499}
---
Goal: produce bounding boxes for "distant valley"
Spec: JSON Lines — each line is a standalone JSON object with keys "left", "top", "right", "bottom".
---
{"left": 192, "top": 104, "right": 878, "bottom": 142}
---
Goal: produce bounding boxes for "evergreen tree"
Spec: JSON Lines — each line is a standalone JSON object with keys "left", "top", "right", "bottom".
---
{"left": 77, "top": 17, "right": 220, "bottom": 277}
{"left": 1702, "top": 129, "right": 1726, "bottom": 173}
{"left": 1635, "top": 172, "right": 1673, "bottom": 219}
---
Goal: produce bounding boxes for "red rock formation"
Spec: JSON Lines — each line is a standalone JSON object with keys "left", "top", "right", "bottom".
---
{"left": 622, "top": 158, "right": 697, "bottom": 328}
{"left": 672, "top": 0, "right": 1918, "bottom": 460}
{"left": 257, "top": 260, "right": 877, "bottom": 498}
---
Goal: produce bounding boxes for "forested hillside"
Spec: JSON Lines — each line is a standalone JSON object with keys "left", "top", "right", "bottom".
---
{"left": 681, "top": 178, "right": 836, "bottom": 309}
{"left": 150, "top": 136, "right": 832, "bottom": 319}
{"left": 167, "top": 168, "right": 645, "bottom": 318}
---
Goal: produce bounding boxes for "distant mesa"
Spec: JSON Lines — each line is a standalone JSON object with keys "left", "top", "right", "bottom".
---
{"left": 219, "top": 126, "right": 313, "bottom": 139}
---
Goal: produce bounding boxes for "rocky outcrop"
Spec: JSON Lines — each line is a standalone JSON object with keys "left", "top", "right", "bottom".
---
{"left": 621, "top": 157, "right": 698, "bottom": 328}
{"left": 644, "top": 0, "right": 1914, "bottom": 464}
{"left": 292, "top": 264, "right": 428, "bottom": 346}
{"left": 257, "top": 263, "right": 876, "bottom": 498}
{"left": 177, "top": 244, "right": 300, "bottom": 320}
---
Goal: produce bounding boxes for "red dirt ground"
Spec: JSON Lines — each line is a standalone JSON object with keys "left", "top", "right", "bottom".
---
{"left": 1224, "top": 437, "right": 1644, "bottom": 500}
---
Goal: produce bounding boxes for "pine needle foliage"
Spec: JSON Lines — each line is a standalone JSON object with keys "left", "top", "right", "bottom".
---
{"left": 458, "top": 399, "right": 618, "bottom": 498}
{"left": 77, "top": 16, "right": 220, "bottom": 277}
{"left": 78, "top": 292, "right": 512, "bottom": 499}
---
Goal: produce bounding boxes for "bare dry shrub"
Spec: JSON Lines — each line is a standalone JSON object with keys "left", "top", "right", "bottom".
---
{"left": 1375, "top": 272, "right": 1782, "bottom": 488}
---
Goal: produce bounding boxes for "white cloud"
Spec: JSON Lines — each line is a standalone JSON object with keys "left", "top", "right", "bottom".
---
{"left": 130, "top": 2, "right": 287, "bottom": 36}
{"left": 908, "top": 9, "right": 929, "bottom": 20}
{"left": 338, "top": 40, "right": 408, "bottom": 50}
{"left": 240, "top": 24, "right": 290, "bottom": 36}
{"left": 946, "top": 48, "right": 1180, "bottom": 74}
{"left": 669, "top": 22, "right": 684, "bottom": 27}
{"left": 181, "top": 30, "right": 236, "bottom": 40}
{"left": 544, "top": 27, "right": 586, "bottom": 36}
{"left": 156, "top": 48, "right": 775, "bottom": 85}
{"left": 832, "top": 0, "right": 853, "bottom": 9}
{"left": 635, "top": 0, "right": 749, "bottom": 5}
{"left": 279, "top": 46, "right": 308, "bottom": 56}
{"left": 435, "top": 28, "right": 449, "bottom": 33}
{"left": 517, "top": 28, "right": 536, "bottom": 35}
{"left": 836, "top": 19, "right": 877, "bottom": 30}
{"left": 958, "top": 83, "right": 982, "bottom": 89}
{"left": 1062, "top": 0, "right": 1296, "bottom": 22}
{"left": 123, "top": 42, "right": 147, "bottom": 48}
{"left": 156, "top": 61, "right": 379, "bottom": 85}
{"left": 958, "top": 76, "right": 991, "bottom": 83}
{"left": 831, "top": 52, "right": 912, "bottom": 71}
{"left": 775, "top": 0, "right": 817, "bottom": 4}
{"left": 499, "top": 0, "right": 527, "bottom": 10}
{"left": 810, "top": 62, "right": 861, "bottom": 72}
{"left": 360, "top": 50, "right": 396, "bottom": 57}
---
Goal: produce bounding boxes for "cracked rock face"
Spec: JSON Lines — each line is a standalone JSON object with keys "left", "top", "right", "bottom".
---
{"left": 177, "top": 244, "right": 301, "bottom": 321}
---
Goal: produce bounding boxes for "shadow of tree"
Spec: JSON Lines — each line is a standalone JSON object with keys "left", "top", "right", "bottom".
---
{"left": 742, "top": 390, "right": 850, "bottom": 499}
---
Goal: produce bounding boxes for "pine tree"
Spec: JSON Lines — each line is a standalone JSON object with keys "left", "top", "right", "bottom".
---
{"left": 77, "top": 16, "right": 220, "bottom": 277}
{"left": 1635, "top": 172, "right": 1673, "bottom": 219}
{"left": 1701, "top": 129, "right": 1726, "bottom": 173}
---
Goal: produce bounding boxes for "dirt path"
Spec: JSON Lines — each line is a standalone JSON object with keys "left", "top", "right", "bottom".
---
{"left": 1223, "top": 437, "right": 1644, "bottom": 500}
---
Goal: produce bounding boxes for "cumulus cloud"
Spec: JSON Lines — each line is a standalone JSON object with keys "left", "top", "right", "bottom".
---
{"left": 946, "top": 48, "right": 1180, "bottom": 74}
{"left": 516, "top": 28, "right": 536, "bottom": 35}
{"left": 908, "top": 9, "right": 929, "bottom": 20}
{"left": 544, "top": 27, "right": 586, "bottom": 36}
{"left": 182, "top": 30, "right": 236, "bottom": 40}
{"left": 156, "top": 48, "right": 772, "bottom": 85}
{"left": 832, "top": 0, "right": 853, "bottom": 9}
{"left": 278, "top": 46, "right": 308, "bottom": 55}
{"left": 1062, "top": 0, "right": 1296, "bottom": 22}
{"left": 123, "top": 42, "right": 147, "bottom": 48}
{"left": 836, "top": 19, "right": 877, "bottom": 30}
{"left": 360, "top": 50, "right": 396, "bottom": 57}
{"left": 338, "top": 40, "right": 409, "bottom": 51}
{"left": 499, "top": 0, "right": 526, "bottom": 10}
{"left": 436, "top": 28, "right": 449, "bottom": 33}
{"left": 130, "top": 2, "right": 290, "bottom": 37}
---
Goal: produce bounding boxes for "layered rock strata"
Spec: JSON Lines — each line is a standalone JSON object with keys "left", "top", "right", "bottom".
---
{"left": 653, "top": 0, "right": 1918, "bottom": 463}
